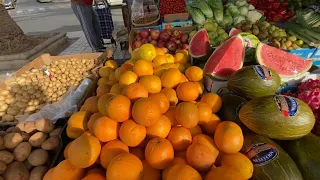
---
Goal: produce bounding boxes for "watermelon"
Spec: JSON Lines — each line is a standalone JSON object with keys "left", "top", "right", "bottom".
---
{"left": 227, "top": 65, "right": 281, "bottom": 99}
{"left": 204, "top": 35, "right": 245, "bottom": 80}
{"left": 189, "top": 28, "right": 210, "bottom": 59}
{"left": 239, "top": 95, "right": 315, "bottom": 140}
{"left": 229, "top": 28, "right": 241, "bottom": 36}
{"left": 281, "top": 133, "right": 320, "bottom": 180}
{"left": 256, "top": 43, "right": 313, "bottom": 78}
{"left": 242, "top": 133, "right": 303, "bottom": 180}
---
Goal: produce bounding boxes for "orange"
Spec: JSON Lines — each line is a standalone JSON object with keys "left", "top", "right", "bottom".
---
{"left": 86, "top": 167, "right": 105, "bottom": 177}
{"left": 195, "top": 81, "right": 204, "bottom": 94}
{"left": 105, "top": 60, "right": 118, "bottom": 70}
{"left": 200, "top": 93, "right": 222, "bottom": 113}
{"left": 43, "top": 168, "right": 54, "bottom": 180}
{"left": 130, "top": 147, "right": 145, "bottom": 160}
{"left": 153, "top": 55, "right": 168, "bottom": 67}
{"left": 185, "top": 66, "right": 203, "bottom": 82}
{"left": 133, "top": 59, "right": 154, "bottom": 77}
{"left": 164, "top": 106, "right": 179, "bottom": 127}
{"left": 192, "top": 134, "right": 219, "bottom": 154}
{"left": 93, "top": 116, "right": 119, "bottom": 142}
{"left": 149, "top": 93, "right": 170, "bottom": 114}
{"left": 180, "top": 74, "right": 189, "bottom": 83}
{"left": 177, "top": 49, "right": 189, "bottom": 57}
{"left": 96, "top": 84, "right": 111, "bottom": 97}
{"left": 81, "top": 96, "right": 99, "bottom": 113}
{"left": 97, "top": 93, "right": 115, "bottom": 116}
{"left": 52, "top": 160, "right": 85, "bottom": 180}
{"left": 120, "top": 62, "right": 134, "bottom": 72}
{"left": 175, "top": 151, "right": 186, "bottom": 158}
{"left": 220, "top": 152, "right": 254, "bottom": 179}
{"left": 176, "top": 82, "right": 199, "bottom": 102}
{"left": 119, "top": 71, "right": 138, "bottom": 86}
{"left": 162, "top": 63, "right": 177, "bottom": 69}
{"left": 122, "top": 82, "right": 148, "bottom": 102}
{"left": 188, "top": 125, "right": 202, "bottom": 137}
{"left": 131, "top": 49, "right": 141, "bottom": 61}
{"left": 105, "top": 95, "right": 131, "bottom": 122}
{"left": 146, "top": 115, "right": 171, "bottom": 139}
{"left": 107, "top": 152, "right": 143, "bottom": 180}
{"left": 176, "top": 63, "right": 187, "bottom": 73}
{"left": 200, "top": 113, "right": 221, "bottom": 136}
{"left": 100, "top": 139, "right": 129, "bottom": 169}
{"left": 132, "top": 98, "right": 162, "bottom": 127}
{"left": 165, "top": 54, "right": 175, "bottom": 64}
{"left": 186, "top": 143, "right": 217, "bottom": 171}
{"left": 174, "top": 52, "right": 188, "bottom": 64}
{"left": 161, "top": 68, "right": 182, "bottom": 88}
{"left": 107, "top": 79, "right": 118, "bottom": 86}
{"left": 214, "top": 121, "right": 244, "bottom": 154}
{"left": 153, "top": 65, "right": 167, "bottom": 77}
{"left": 139, "top": 44, "right": 157, "bottom": 61}
{"left": 67, "top": 111, "right": 91, "bottom": 139}
{"left": 138, "top": 136, "right": 150, "bottom": 148}
{"left": 97, "top": 78, "right": 109, "bottom": 86}
{"left": 162, "top": 157, "right": 188, "bottom": 180}
{"left": 109, "top": 71, "right": 117, "bottom": 81}
{"left": 64, "top": 141, "right": 72, "bottom": 159}
{"left": 155, "top": 47, "right": 166, "bottom": 55}
{"left": 114, "top": 68, "right": 122, "bottom": 81}
{"left": 82, "top": 174, "right": 105, "bottom": 180}
{"left": 139, "top": 75, "right": 162, "bottom": 94}
{"left": 110, "top": 83, "right": 126, "bottom": 94}
{"left": 175, "top": 102, "right": 199, "bottom": 128}
{"left": 205, "top": 166, "right": 245, "bottom": 180}
{"left": 99, "top": 66, "right": 114, "bottom": 78}
{"left": 196, "top": 102, "right": 212, "bottom": 124}
{"left": 160, "top": 88, "right": 178, "bottom": 106}
{"left": 167, "top": 126, "right": 192, "bottom": 151}
{"left": 119, "top": 120, "right": 146, "bottom": 147}
{"left": 141, "top": 160, "right": 161, "bottom": 180}
{"left": 145, "top": 138, "right": 174, "bottom": 169}
{"left": 87, "top": 112, "right": 103, "bottom": 133}
{"left": 166, "top": 164, "right": 202, "bottom": 180}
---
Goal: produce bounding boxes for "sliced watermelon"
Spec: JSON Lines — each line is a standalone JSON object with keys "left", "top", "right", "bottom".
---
{"left": 204, "top": 35, "right": 245, "bottom": 80}
{"left": 229, "top": 28, "right": 242, "bottom": 37}
{"left": 256, "top": 43, "right": 313, "bottom": 78}
{"left": 189, "top": 28, "right": 210, "bottom": 58}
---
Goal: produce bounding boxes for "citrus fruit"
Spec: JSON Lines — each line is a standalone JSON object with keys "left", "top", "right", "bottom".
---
{"left": 105, "top": 60, "right": 118, "bottom": 70}
{"left": 175, "top": 102, "right": 199, "bottom": 128}
{"left": 194, "top": 81, "right": 204, "bottom": 94}
{"left": 121, "top": 82, "right": 148, "bottom": 102}
{"left": 105, "top": 95, "right": 131, "bottom": 122}
{"left": 133, "top": 60, "right": 154, "bottom": 77}
{"left": 131, "top": 49, "right": 141, "bottom": 60}
{"left": 129, "top": 147, "right": 145, "bottom": 160}
{"left": 153, "top": 65, "right": 167, "bottom": 77}
{"left": 119, "top": 120, "right": 146, "bottom": 147}
{"left": 82, "top": 174, "right": 105, "bottom": 180}
{"left": 120, "top": 63, "right": 134, "bottom": 72}
{"left": 155, "top": 48, "right": 166, "bottom": 55}
{"left": 153, "top": 55, "right": 168, "bottom": 67}
{"left": 97, "top": 93, "right": 115, "bottom": 116}
{"left": 188, "top": 125, "right": 202, "bottom": 137}
{"left": 96, "top": 84, "right": 111, "bottom": 97}
{"left": 162, "top": 157, "right": 188, "bottom": 180}
{"left": 192, "top": 134, "right": 219, "bottom": 154}
{"left": 186, "top": 142, "right": 217, "bottom": 172}
{"left": 97, "top": 78, "right": 108, "bottom": 86}
{"left": 176, "top": 82, "right": 199, "bottom": 101}
{"left": 200, "top": 93, "right": 222, "bottom": 113}
{"left": 139, "top": 44, "right": 157, "bottom": 61}
{"left": 87, "top": 112, "right": 103, "bottom": 133}
{"left": 146, "top": 115, "right": 171, "bottom": 139}
{"left": 164, "top": 106, "right": 179, "bottom": 127}
{"left": 214, "top": 121, "right": 244, "bottom": 154}
{"left": 166, "top": 54, "right": 175, "bottom": 64}
{"left": 110, "top": 83, "right": 125, "bottom": 95}
{"left": 167, "top": 126, "right": 192, "bottom": 151}
{"left": 100, "top": 140, "right": 129, "bottom": 169}
{"left": 132, "top": 97, "right": 162, "bottom": 127}
{"left": 161, "top": 88, "right": 179, "bottom": 106}
{"left": 166, "top": 164, "right": 202, "bottom": 180}
{"left": 109, "top": 71, "right": 117, "bottom": 81}
{"left": 149, "top": 93, "right": 170, "bottom": 114}
{"left": 180, "top": 74, "right": 189, "bottom": 83}
{"left": 161, "top": 68, "right": 182, "bottom": 88}
{"left": 86, "top": 167, "right": 105, "bottom": 177}
{"left": 145, "top": 138, "right": 174, "bottom": 169}
{"left": 174, "top": 52, "right": 188, "bottom": 64}
{"left": 139, "top": 75, "right": 162, "bottom": 94}
{"left": 99, "top": 66, "right": 114, "bottom": 78}
{"left": 196, "top": 102, "right": 212, "bottom": 124}
{"left": 114, "top": 68, "right": 122, "bottom": 81}
{"left": 93, "top": 116, "right": 119, "bottom": 142}
{"left": 185, "top": 66, "right": 203, "bottom": 82}
{"left": 119, "top": 71, "right": 138, "bottom": 86}
{"left": 220, "top": 152, "right": 254, "bottom": 179}
{"left": 205, "top": 166, "right": 245, "bottom": 180}
{"left": 200, "top": 113, "right": 221, "bottom": 136}
{"left": 51, "top": 160, "right": 85, "bottom": 180}
{"left": 141, "top": 160, "right": 161, "bottom": 180}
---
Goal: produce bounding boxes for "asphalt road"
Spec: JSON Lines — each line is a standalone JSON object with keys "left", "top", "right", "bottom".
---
{"left": 8, "top": 0, "right": 124, "bottom": 34}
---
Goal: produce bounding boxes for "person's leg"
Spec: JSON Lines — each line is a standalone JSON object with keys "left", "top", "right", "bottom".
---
{"left": 92, "top": 9, "right": 104, "bottom": 48}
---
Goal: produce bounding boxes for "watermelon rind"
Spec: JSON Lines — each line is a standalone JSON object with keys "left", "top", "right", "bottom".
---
{"left": 204, "top": 34, "right": 245, "bottom": 81}
{"left": 189, "top": 28, "right": 210, "bottom": 58}
{"left": 256, "top": 42, "right": 313, "bottom": 78}
{"left": 229, "top": 28, "right": 241, "bottom": 37}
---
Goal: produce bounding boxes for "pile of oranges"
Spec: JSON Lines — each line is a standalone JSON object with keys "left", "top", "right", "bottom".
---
{"left": 43, "top": 44, "right": 254, "bottom": 180}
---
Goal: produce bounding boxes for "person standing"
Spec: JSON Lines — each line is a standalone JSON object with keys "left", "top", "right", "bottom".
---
{"left": 71, "top": 0, "right": 106, "bottom": 52}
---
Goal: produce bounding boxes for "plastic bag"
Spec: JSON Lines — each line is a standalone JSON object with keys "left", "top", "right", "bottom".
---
{"left": 131, "top": 0, "right": 145, "bottom": 21}
{"left": 112, "top": 25, "right": 128, "bottom": 43}
{"left": 21, "top": 78, "right": 93, "bottom": 123}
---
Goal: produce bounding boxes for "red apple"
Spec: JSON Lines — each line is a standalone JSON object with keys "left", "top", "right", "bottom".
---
{"left": 148, "top": 36, "right": 152, "bottom": 42}
{"left": 157, "top": 41, "right": 166, "bottom": 48}
{"left": 181, "top": 34, "right": 189, "bottom": 44}
{"left": 166, "top": 41, "right": 177, "bottom": 52}
{"left": 175, "top": 39, "right": 181, "bottom": 45}
{"left": 163, "top": 29, "right": 172, "bottom": 36}
{"left": 133, "top": 41, "right": 142, "bottom": 49}
{"left": 182, "top": 44, "right": 189, "bottom": 50}
{"left": 170, "top": 36, "right": 177, "bottom": 42}
{"left": 150, "top": 29, "right": 160, "bottom": 40}
{"left": 172, "top": 30, "right": 182, "bottom": 38}
{"left": 141, "top": 39, "right": 148, "bottom": 44}
{"left": 139, "top": 30, "right": 149, "bottom": 39}
{"left": 135, "top": 35, "right": 142, "bottom": 41}
{"left": 159, "top": 32, "right": 170, "bottom": 42}
{"left": 150, "top": 40, "right": 158, "bottom": 46}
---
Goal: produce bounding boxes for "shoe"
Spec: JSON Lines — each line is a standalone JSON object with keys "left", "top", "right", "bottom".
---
{"left": 96, "top": 47, "right": 106, "bottom": 52}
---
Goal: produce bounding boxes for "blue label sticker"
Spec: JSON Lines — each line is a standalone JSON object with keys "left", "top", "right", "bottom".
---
{"left": 216, "top": 87, "right": 234, "bottom": 97}
{"left": 245, "top": 143, "right": 278, "bottom": 167}
{"left": 274, "top": 95, "right": 299, "bottom": 117}
{"left": 253, "top": 65, "right": 271, "bottom": 80}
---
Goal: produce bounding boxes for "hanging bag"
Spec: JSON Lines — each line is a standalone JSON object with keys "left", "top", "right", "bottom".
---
{"left": 93, "top": 0, "right": 114, "bottom": 40}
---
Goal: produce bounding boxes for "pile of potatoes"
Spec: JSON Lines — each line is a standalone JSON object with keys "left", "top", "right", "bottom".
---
{"left": 0, "top": 58, "right": 95, "bottom": 123}
{"left": 0, "top": 118, "right": 62, "bottom": 180}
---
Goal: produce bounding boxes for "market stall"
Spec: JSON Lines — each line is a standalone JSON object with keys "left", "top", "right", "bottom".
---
{"left": 1, "top": 0, "right": 320, "bottom": 179}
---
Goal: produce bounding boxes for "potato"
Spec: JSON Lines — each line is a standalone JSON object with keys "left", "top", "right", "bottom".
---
{"left": 2, "top": 114, "right": 15, "bottom": 122}
{"left": 5, "top": 98, "right": 15, "bottom": 105}
{"left": 16, "top": 123, "right": 25, "bottom": 132}
{"left": 0, "top": 104, "right": 8, "bottom": 112}
{"left": 24, "top": 122, "right": 36, "bottom": 134}
{"left": 0, "top": 161, "right": 7, "bottom": 174}
{"left": 0, "top": 137, "right": 3, "bottom": 150}
{"left": 0, "top": 97, "right": 5, "bottom": 101}
{"left": 41, "top": 136, "right": 60, "bottom": 151}
{"left": 23, "top": 159, "right": 33, "bottom": 170}
{"left": 0, "top": 90, "right": 9, "bottom": 97}
{"left": 27, "top": 149, "right": 48, "bottom": 166}
{"left": 49, "top": 128, "right": 62, "bottom": 137}
{"left": 35, "top": 119, "right": 54, "bottom": 133}
{"left": 5, "top": 127, "right": 20, "bottom": 133}
{"left": 29, "top": 132, "right": 48, "bottom": 147}
{"left": 0, "top": 132, "right": 6, "bottom": 138}
{"left": 0, "top": 112, "right": 5, "bottom": 117}
{"left": 4, "top": 133, "right": 23, "bottom": 149}
{"left": 29, "top": 166, "right": 48, "bottom": 180}
{"left": 13, "top": 142, "right": 32, "bottom": 162}
{"left": 3, "top": 161, "right": 29, "bottom": 180}
{"left": 25, "top": 106, "right": 36, "bottom": 112}
{"left": 0, "top": 151, "right": 14, "bottom": 164}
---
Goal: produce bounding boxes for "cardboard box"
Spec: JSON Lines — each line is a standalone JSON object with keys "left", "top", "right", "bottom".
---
{"left": 162, "top": 13, "right": 193, "bottom": 34}
{"left": 132, "top": 24, "right": 162, "bottom": 32}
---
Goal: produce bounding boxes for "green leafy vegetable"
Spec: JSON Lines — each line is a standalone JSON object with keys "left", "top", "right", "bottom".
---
{"left": 233, "top": 16, "right": 246, "bottom": 26}
{"left": 207, "top": 0, "right": 224, "bottom": 24}
{"left": 235, "top": 0, "right": 247, "bottom": 7}
{"left": 226, "top": 3, "right": 240, "bottom": 17}
{"left": 247, "top": 10, "right": 263, "bottom": 22}
{"left": 238, "top": 5, "right": 249, "bottom": 16}
{"left": 192, "top": 0, "right": 213, "bottom": 18}
{"left": 186, "top": 6, "right": 206, "bottom": 25}
{"left": 224, "top": 14, "right": 234, "bottom": 27}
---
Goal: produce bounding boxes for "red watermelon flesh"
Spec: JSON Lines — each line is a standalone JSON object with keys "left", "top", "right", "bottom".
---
{"left": 189, "top": 28, "right": 210, "bottom": 58}
{"left": 229, "top": 28, "right": 242, "bottom": 37}
{"left": 256, "top": 43, "right": 313, "bottom": 78}
{"left": 204, "top": 35, "right": 245, "bottom": 80}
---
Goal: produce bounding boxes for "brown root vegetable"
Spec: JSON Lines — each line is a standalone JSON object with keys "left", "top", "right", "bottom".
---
{"left": 49, "top": 128, "right": 62, "bottom": 137}
{"left": 3, "top": 161, "right": 29, "bottom": 180}
{"left": 20, "top": 132, "right": 30, "bottom": 142}
{"left": 24, "top": 122, "right": 36, "bottom": 134}
{"left": 27, "top": 149, "right": 48, "bottom": 166}
{"left": 41, "top": 136, "right": 60, "bottom": 151}
{"left": 0, "top": 161, "right": 7, "bottom": 174}
{"left": 4, "top": 133, "right": 23, "bottom": 149}
{"left": 29, "top": 166, "right": 48, "bottom": 180}
{"left": 6, "top": 127, "right": 21, "bottom": 133}
{"left": 0, "top": 132, "right": 6, "bottom": 137}
{"left": 28, "top": 132, "right": 48, "bottom": 147}
{"left": 35, "top": 119, "right": 54, "bottom": 133}
{"left": 13, "top": 142, "right": 32, "bottom": 162}
{"left": 23, "top": 159, "right": 33, "bottom": 170}
{"left": 16, "top": 123, "right": 25, "bottom": 132}
{"left": 0, "top": 137, "right": 4, "bottom": 150}
{"left": 0, "top": 151, "right": 14, "bottom": 164}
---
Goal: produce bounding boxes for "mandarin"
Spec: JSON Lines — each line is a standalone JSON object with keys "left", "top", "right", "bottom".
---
{"left": 146, "top": 115, "right": 171, "bottom": 139}
{"left": 164, "top": 106, "right": 179, "bottom": 126}
{"left": 176, "top": 82, "right": 199, "bottom": 102}
{"left": 175, "top": 102, "right": 199, "bottom": 128}
{"left": 149, "top": 93, "right": 170, "bottom": 114}
{"left": 87, "top": 112, "right": 103, "bottom": 133}
{"left": 161, "top": 68, "right": 182, "bottom": 88}
{"left": 97, "top": 93, "right": 115, "bottom": 116}
{"left": 167, "top": 127, "right": 192, "bottom": 151}
{"left": 220, "top": 152, "right": 254, "bottom": 179}
{"left": 141, "top": 160, "right": 161, "bottom": 180}
{"left": 133, "top": 60, "right": 154, "bottom": 77}
{"left": 200, "top": 93, "right": 222, "bottom": 113}
{"left": 139, "top": 75, "right": 162, "bottom": 94}
{"left": 100, "top": 140, "right": 129, "bottom": 169}
{"left": 105, "top": 60, "right": 118, "bottom": 70}
{"left": 105, "top": 95, "right": 131, "bottom": 122}
{"left": 110, "top": 83, "right": 125, "bottom": 94}
{"left": 200, "top": 113, "right": 221, "bottom": 136}
{"left": 119, "top": 120, "right": 146, "bottom": 147}
{"left": 196, "top": 102, "right": 212, "bottom": 124}
{"left": 132, "top": 98, "right": 162, "bottom": 127}
{"left": 119, "top": 70, "right": 138, "bottom": 86}
{"left": 166, "top": 164, "right": 202, "bottom": 180}
{"left": 121, "top": 82, "right": 148, "bottom": 102}
{"left": 145, "top": 138, "right": 174, "bottom": 169}
{"left": 188, "top": 125, "right": 203, "bottom": 137}
{"left": 186, "top": 143, "right": 217, "bottom": 171}
{"left": 160, "top": 88, "right": 178, "bottom": 106}
{"left": 93, "top": 116, "right": 119, "bottom": 142}
{"left": 96, "top": 84, "right": 111, "bottom": 97}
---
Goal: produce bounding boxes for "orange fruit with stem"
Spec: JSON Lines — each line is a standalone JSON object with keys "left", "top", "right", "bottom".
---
{"left": 132, "top": 98, "right": 162, "bottom": 127}
{"left": 145, "top": 138, "right": 174, "bottom": 169}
